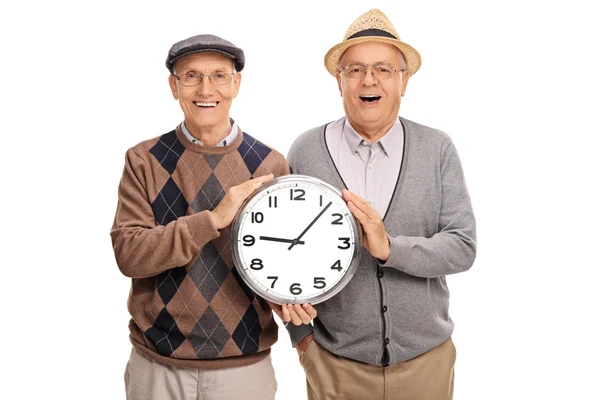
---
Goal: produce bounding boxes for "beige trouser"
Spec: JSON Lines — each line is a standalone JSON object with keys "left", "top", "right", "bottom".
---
{"left": 300, "top": 338, "right": 456, "bottom": 400}
{"left": 125, "top": 347, "right": 277, "bottom": 400}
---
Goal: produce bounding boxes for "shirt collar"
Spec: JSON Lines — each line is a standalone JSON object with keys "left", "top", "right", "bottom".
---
{"left": 181, "top": 118, "right": 238, "bottom": 147}
{"left": 343, "top": 118, "right": 403, "bottom": 157}
{"left": 343, "top": 119, "right": 368, "bottom": 154}
{"left": 377, "top": 119, "right": 403, "bottom": 157}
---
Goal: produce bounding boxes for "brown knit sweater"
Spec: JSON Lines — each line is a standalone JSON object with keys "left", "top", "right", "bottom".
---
{"left": 110, "top": 125, "right": 289, "bottom": 369}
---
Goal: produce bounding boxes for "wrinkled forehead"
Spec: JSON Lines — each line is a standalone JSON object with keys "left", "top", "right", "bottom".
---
{"left": 173, "top": 51, "right": 236, "bottom": 73}
{"left": 339, "top": 42, "right": 404, "bottom": 66}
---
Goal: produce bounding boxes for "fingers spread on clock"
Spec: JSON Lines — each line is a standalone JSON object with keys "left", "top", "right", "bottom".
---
{"left": 250, "top": 174, "right": 274, "bottom": 187}
{"left": 345, "top": 193, "right": 371, "bottom": 219}
{"left": 231, "top": 174, "right": 272, "bottom": 196}
{"left": 344, "top": 190, "right": 378, "bottom": 218}
{"left": 341, "top": 189, "right": 355, "bottom": 204}
{"left": 281, "top": 303, "right": 291, "bottom": 323}
{"left": 302, "top": 303, "right": 318, "bottom": 319}
{"left": 247, "top": 174, "right": 273, "bottom": 196}
{"left": 267, "top": 301, "right": 286, "bottom": 321}
{"left": 347, "top": 200, "right": 368, "bottom": 225}
{"left": 346, "top": 197, "right": 383, "bottom": 237}
{"left": 287, "top": 304, "right": 303, "bottom": 326}
{"left": 293, "top": 304, "right": 313, "bottom": 325}
{"left": 343, "top": 190, "right": 368, "bottom": 208}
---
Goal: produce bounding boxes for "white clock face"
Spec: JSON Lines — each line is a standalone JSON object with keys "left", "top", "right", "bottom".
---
{"left": 232, "top": 176, "right": 361, "bottom": 304}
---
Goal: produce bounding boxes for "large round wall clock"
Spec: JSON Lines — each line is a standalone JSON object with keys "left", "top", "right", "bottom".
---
{"left": 231, "top": 175, "right": 362, "bottom": 305}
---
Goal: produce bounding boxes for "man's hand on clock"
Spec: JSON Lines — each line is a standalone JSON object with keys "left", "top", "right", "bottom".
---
{"left": 268, "top": 301, "right": 317, "bottom": 326}
{"left": 209, "top": 174, "right": 273, "bottom": 230}
{"left": 342, "top": 189, "right": 390, "bottom": 261}
{"left": 288, "top": 202, "right": 333, "bottom": 250}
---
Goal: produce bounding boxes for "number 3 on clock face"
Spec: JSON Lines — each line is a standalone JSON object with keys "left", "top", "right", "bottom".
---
{"left": 231, "top": 175, "right": 362, "bottom": 305}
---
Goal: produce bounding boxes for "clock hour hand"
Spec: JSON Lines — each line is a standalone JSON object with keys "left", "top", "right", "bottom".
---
{"left": 288, "top": 202, "right": 332, "bottom": 250}
{"left": 259, "top": 236, "right": 305, "bottom": 245}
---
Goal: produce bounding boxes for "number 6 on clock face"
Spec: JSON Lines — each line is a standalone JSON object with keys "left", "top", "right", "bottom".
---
{"left": 231, "top": 175, "right": 362, "bottom": 305}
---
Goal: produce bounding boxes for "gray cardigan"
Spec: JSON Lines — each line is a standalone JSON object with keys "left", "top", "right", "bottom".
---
{"left": 286, "top": 117, "right": 477, "bottom": 365}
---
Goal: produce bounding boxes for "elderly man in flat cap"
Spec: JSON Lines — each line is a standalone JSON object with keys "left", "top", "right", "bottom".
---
{"left": 286, "top": 9, "right": 477, "bottom": 400}
{"left": 110, "top": 34, "right": 315, "bottom": 400}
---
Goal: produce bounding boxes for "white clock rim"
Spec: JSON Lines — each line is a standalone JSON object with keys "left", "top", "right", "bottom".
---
{"left": 230, "top": 175, "right": 363, "bottom": 305}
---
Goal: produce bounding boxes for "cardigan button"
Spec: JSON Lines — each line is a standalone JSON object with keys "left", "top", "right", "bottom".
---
{"left": 385, "top": 338, "right": 390, "bottom": 345}
{"left": 378, "top": 271, "right": 384, "bottom": 278}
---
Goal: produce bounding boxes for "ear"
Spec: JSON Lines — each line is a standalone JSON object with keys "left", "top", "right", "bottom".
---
{"left": 168, "top": 75, "right": 179, "bottom": 100}
{"left": 400, "top": 70, "right": 410, "bottom": 97}
{"left": 336, "top": 72, "right": 343, "bottom": 97}
{"left": 232, "top": 72, "right": 242, "bottom": 98}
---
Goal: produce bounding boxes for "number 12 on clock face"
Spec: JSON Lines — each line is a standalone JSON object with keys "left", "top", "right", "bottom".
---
{"left": 232, "top": 176, "right": 362, "bottom": 305}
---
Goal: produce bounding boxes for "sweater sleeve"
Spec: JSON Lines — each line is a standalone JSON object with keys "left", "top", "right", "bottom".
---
{"left": 379, "top": 142, "right": 476, "bottom": 278}
{"left": 110, "top": 148, "right": 220, "bottom": 278}
{"left": 286, "top": 323, "right": 314, "bottom": 347}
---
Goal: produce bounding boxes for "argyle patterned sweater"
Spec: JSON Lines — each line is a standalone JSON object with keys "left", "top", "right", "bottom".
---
{"left": 111, "top": 125, "right": 289, "bottom": 369}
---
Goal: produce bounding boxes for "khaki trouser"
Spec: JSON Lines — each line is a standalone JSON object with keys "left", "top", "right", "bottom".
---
{"left": 300, "top": 338, "right": 456, "bottom": 400}
{"left": 125, "top": 347, "right": 277, "bottom": 400}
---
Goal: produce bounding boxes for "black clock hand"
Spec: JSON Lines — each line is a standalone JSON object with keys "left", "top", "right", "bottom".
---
{"left": 259, "top": 236, "right": 305, "bottom": 245}
{"left": 288, "top": 202, "right": 332, "bottom": 250}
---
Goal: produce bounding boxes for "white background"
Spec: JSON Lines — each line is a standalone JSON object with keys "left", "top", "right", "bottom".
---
{"left": 1, "top": 0, "right": 599, "bottom": 399}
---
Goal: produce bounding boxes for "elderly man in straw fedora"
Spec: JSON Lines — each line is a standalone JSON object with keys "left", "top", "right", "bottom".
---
{"left": 286, "top": 9, "right": 476, "bottom": 400}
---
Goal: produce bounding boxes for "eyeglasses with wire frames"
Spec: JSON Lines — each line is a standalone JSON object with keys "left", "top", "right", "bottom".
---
{"left": 338, "top": 63, "right": 405, "bottom": 80}
{"left": 173, "top": 71, "right": 236, "bottom": 86}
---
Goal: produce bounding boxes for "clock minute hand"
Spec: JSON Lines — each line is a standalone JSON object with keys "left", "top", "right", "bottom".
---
{"left": 259, "top": 236, "right": 305, "bottom": 245}
{"left": 288, "top": 202, "right": 333, "bottom": 250}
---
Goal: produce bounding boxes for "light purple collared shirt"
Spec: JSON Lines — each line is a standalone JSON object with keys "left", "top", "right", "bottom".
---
{"left": 180, "top": 118, "right": 239, "bottom": 147}
{"left": 325, "top": 117, "right": 404, "bottom": 217}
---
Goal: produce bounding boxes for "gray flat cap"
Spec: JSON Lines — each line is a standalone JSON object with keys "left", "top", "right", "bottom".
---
{"left": 166, "top": 34, "right": 245, "bottom": 74}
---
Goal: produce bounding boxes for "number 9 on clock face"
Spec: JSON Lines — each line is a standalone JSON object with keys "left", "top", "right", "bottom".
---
{"left": 231, "top": 175, "right": 362, "bottom": 305}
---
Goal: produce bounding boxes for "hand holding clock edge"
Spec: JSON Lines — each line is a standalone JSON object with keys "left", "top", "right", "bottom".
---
{"left": 209, "top": 174, "right": 274, "bottom": 229}
{"left": 342, "top": 189, "right": 390, "bottom": 262}
{"left": 267, "top": 301, "right": 317, "bottom": 326}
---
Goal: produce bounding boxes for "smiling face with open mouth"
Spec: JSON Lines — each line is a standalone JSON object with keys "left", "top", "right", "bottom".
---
{"left": 336, "top": 42, "right": 409, "bottom": 141}
{"left": 169, "top": 52, "right": 241, "bottom": 140}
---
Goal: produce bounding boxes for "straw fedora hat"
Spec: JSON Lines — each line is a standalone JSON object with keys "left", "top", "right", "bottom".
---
{"left": 324, "top": 9, "right": 421, "bottom": 77}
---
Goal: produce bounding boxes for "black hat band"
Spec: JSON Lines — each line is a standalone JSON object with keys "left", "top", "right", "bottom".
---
{"left": 347, "top": 29, "right": 397, "bottom": 40}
